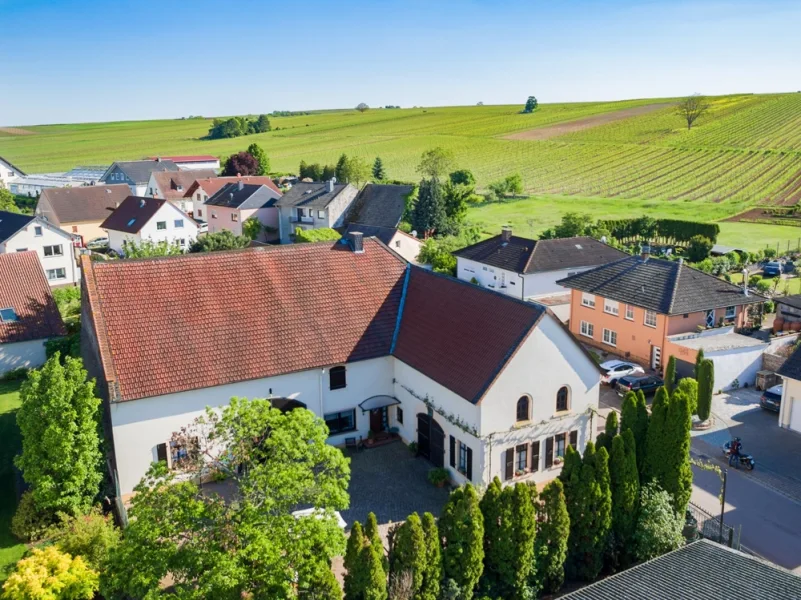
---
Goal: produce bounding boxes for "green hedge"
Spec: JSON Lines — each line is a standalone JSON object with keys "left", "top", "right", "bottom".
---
{"left": 598, "top": 218, "right": 720, "bottom": 244}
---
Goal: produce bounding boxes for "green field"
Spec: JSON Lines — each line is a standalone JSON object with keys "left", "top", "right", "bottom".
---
{"left": 3, "top": 93, "right": 801, "bottom": 250}
{"left": 0, "top": 380, "right": 24, "bottom": 582}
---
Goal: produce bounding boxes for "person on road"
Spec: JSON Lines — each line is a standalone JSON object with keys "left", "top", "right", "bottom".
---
{"left": 729, "top": 437, "right": 741, "bottom": 466}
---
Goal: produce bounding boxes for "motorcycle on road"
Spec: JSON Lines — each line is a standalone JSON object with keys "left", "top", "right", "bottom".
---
{"left": 723, "top": 440, "right": 756, "bottom": 470}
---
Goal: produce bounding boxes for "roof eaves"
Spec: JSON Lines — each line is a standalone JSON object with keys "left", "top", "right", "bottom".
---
{"left": 0, "top": 155, "right": 27, "bottom": 177}
{"left": 521, "top": 238, "right": 540, "bottom": 274}
{"left": 389, "top": 264, "right": 411, "bottom": 353}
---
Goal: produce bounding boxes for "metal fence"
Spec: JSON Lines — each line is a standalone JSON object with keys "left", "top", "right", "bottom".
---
{"left": 687, "top": 501, "right": 741, "bottom": 550}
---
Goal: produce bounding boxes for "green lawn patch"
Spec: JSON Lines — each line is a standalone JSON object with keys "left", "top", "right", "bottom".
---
{"left": 0, "top": 379, "right": 25, "bottom": 582}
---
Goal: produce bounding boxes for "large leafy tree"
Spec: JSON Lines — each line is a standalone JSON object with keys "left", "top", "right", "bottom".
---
{"left": 0, "top": 188, "right": 21, "bottom": 213}
{"left": 222, "top": 150, "right": 260, "bottom": 176}
{"left": 439, "top": 484, "right": 484, "bottom": 600}
{"left": 100, "top": 398, "right": 350, "bottom": 600}
{"left": 644, "top": 387, "right": 670, "bottom": 484}
{"left": 416, "top": 147, "right": 455, "bottom": 180}
{"left": 634, "top": 482, "right": 685, "bottom": 561}
{"left": 247, "top": 142, "right": 270, "bottom": 175}
{"left": 242, "top": 217, "right": 263, "bottom": 241}
{"left": 662, "top": 389, "right": 693, "bottom": 515}
{"left": 609, "top": 431, "right": 639, "bottom": 567}
{"left": 534, "top": 479, "right": 569, "bottom": 595}
{"left": 15, "top": 354, "right": 103, "bottom": 517}
{"left": 188, "top": 229, "right": 251, "bottom": 252}
{"left": 389, "top": 513, "right": 426, "bottom": 595}
{"left": 420, "top": 512, "right": 442, "bottom": 600}
{"left": 411, "top": 178, "right": 446, "bottom": 236}
{"left": 697, "top": 359, "right": 714, "bottom": 422}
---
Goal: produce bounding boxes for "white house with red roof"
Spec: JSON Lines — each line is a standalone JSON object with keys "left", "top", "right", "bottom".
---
{"left": 100, "top": 196, "right": 199, "bottom": 255}
{"left": 148, "top": 155, "right": 220, "bottom": 171}
{"left": 80, "top": 234, "right": 601, "bottom": 498}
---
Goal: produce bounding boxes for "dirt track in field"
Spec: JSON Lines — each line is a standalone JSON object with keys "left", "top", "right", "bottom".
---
{"left": 0, "top": 127, "right": 35, "bottom": 135}
{"left": 504, "top": 103, "right": 673, "bottom": 141}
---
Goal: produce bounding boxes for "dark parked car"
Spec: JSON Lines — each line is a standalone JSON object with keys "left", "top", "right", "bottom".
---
{"left": 760, "top": 384, "right": 782, "bottom": 412}
{"left": 763, "top": 261, "right": 783, "bottom": 277}
{"left": 616, "top": 374, "right": 665, "bottom": 396}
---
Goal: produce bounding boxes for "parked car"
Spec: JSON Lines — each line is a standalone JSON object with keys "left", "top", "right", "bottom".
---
{"left": 599, "top": 360, "right": 645, "bottom": 386}
{"left": 86, "top": 236, "right": 109, "bottom": 250}
{"left": 760, "top": 384, "right": 782, "bottom": 412}
{"left": 616, "top": 374, "right": 665, "bottom": 396}
{"left": 784, "top": 261, "right": 795, "bottom": 274}
{"left": 763, "top": 261, "right": 783, "bottom": 277}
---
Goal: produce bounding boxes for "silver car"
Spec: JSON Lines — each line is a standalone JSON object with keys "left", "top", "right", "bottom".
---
{"left": 599, "top": 360, "right": 645, "bottom": 386}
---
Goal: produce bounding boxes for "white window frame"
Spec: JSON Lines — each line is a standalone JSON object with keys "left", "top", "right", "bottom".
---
{"left": 644, "top": 310, "right": 658, "bottom": 328}
{"left": 174, "top": 219, "right": 184, "bottom": 228}
{"left": 604, "top": 299, "right": 619, "bottom": 316}
{"left": 602, "top": 328, "right": 617, "bottom": 347}
{"left": 581, "top": 293, "right": 596, "bottom": 308}
{"left": 725, "top": 305, "right": 736, "bottom": 320}
{"left": 33, "top": 226, "right": 43, "bottom": 237}
{"left": 318, "top": 210, "right": 325, "bottom": 219}
{"left": 43, "top": 244, "right": 63, "bottom": 257}
{"left": 625, "top": 304, "right": 634, "bottom": 320}
{"left": 46, "top": 268, "right": 66, "bottom": 281}
{"left": 580, "top": 320, "right": 594, "bottom": 338}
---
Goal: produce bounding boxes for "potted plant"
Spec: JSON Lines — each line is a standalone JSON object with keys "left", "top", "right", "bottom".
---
{"left": 515, "top": 469, "right": 526, "bottom": 478}
{"left": 553, "top": 456, "right": 564, "bottom": 466}
{"left": 428, "top": 467, "right": 450, "bottom": 488}
{"left": 408, "top": 441, "right": 418, "bottom": 455}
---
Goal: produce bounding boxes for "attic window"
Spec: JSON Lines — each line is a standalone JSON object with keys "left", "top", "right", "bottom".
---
{"left": 575, "top": 244, "right": 583, "bottom": 250}
{"left": 0, "top": 308, "right": 18, "bottom": 322}
{"left": 127, "top": 218, "right": 136, "bottom": 227}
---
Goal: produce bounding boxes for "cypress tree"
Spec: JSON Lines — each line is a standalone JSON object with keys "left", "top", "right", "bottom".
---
{"left": 609, "top": 431, "right": 639, "bottom": 568}
{"left": 335, "top": 153, "right": 349, "bottom": 182}
{"left": 605, "top": 410, "right": 619, "bottom": 437}
{"left": 676, "top": 377, "right": 699, "bottom": 416}
{"left": 420, "top": 513, "right": 442, "bottom": 600}
{"left": 439, "top": 484, "right": 484, "bottom": 600}
{"left": 365, "top": 512, "right": 388, "bottom": 573}
{"left": 644, "top": 387, "right": 670, "bottom": 485}
{"left": 534, "top": 480, "right": 569, "bottom": 595}
{"left": 635, "top": 392, "right": 650, "bottom": 477}
{"left": 299, "top": 160, "right": 309, "bottom": 179}
{"left": 619, "top": 391, "right": 638, "bottom": 435}
{"left": 478, "top": 477, "right": 503, "bottom": 594}
{"left": 664, "top": 355, "right": 677, "bottom": 394}
{"left": 363, "top": 541, "right": 389, "bottom": 600}
{"left": 344, "top": 522, "right": 366, "bottom": 600}
{"left": 389, "top": 512, "right": 426, "bottom": 594}
{"left": 507, "top": 483, "right": 536, "bottom": 598}
{"left": 697, "top": 359, "right": 714, "bottom": 422}
{"left": 372, "top": 156, "right": 386, "bottom": 181}
{"left": 621, "top": 391, "right": 649, "bottom": 477}
{"left": 663, "top": 389, "right": 693, "bottom": 515}
{"left": 411, "top": 178, "right": 446, "bottom": 235}
{"left": 695, "top": 348, "right": 705, "bottom": 378}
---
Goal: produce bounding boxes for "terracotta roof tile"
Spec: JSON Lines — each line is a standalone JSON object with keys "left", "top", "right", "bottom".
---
{"left": 187, "top": 176, "right": 281, "bottom": 198}
{"left": 0, "top": 252, "right": 66, "bottom": 344}
{"left": 151, "top": 170, "right": 217, "bottom": 200}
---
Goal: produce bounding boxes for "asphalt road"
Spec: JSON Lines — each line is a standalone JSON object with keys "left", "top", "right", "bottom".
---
{"left": 691, "top": 463, "right": 801, "bottom": 573}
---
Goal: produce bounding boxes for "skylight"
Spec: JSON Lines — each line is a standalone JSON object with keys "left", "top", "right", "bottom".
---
{"left": 0, "top": 308, "right": 18, "bottom": 323}
{"left": 127, "top": 218, "right": 136, "bottom": 227}
{"left": 575, "top": 244, "right": 583, "bottom": 250}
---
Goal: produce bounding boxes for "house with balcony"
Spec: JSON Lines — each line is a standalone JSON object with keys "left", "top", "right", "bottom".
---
{"left": 100, "top": 196, "right": 198, "bottom": 254}
{"left": 204, "top": 181, "right": 281, "bottom": 242}
{"left": 275, "top": 179, "right": 358, "bottom": 243}
{"left": 80, "top": 235, "right": 600, "bottom": 499}
{"left": 558, "top": 249, "right": 763, "bottom": 372}
{"left": 454, "top": 228, "right": 627, "bottom": 321}
{"left": 186, "top": 176, "right": 281, "bottom": 221}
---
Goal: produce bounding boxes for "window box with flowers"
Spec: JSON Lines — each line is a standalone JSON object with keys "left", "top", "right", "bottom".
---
{"left": 515, "top": 469, "right": 527, "bottom": 478}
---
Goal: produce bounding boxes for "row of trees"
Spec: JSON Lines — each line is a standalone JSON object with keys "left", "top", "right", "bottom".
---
{"left": 298, "top": 153, "right": 371, "bottom": 186}
{"left": 207, "top": 114, "right": 271, "bottom": 139}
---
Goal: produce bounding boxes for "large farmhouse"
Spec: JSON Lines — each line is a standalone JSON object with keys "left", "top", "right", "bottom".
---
{"left": 81, "top": 235, "right": 601, "bottom": 498}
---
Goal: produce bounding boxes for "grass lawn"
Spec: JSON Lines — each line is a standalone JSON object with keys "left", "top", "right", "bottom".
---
{"left": 0, "top": 379, "right": 25, "bottom": 582}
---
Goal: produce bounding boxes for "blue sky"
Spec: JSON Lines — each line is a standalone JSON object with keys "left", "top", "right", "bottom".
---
{"left": 1, "top": 0, "right": 799, "bottom": 125}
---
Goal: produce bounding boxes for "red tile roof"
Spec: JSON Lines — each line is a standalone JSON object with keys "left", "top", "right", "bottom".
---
{"left": 148, "top": 155, "right": 219, "bottom": 163}
{"left": 187, "top": 176, "right": 281, "bottom": 198}
{"left": 151, "top": 169, "right": 217, "bottom": 200}
{"left": 0, "top": 252, "right": 66, "bottom": 344}
{"left": 394, "top": 269, "right": 544, "bottom": 403}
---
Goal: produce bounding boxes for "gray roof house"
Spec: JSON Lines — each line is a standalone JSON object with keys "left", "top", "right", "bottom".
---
{"left": 99, "top": 159, "right": 180, "bottom": 196}
{"left": 345, "top": 183, "right": 413, "bottom": 229}
{"left": 204, "top": 182, "right": 282, "bottom": 242}
{"left": 275, "top": 179, "right": 358, "bottom": 243}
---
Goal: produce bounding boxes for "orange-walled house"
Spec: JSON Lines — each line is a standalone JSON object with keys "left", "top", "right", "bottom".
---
{"left": 558, "top": 250, "right": 763, "bottom": 371}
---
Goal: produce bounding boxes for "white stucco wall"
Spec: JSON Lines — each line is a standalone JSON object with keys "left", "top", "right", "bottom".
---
{"left": 0, "top": 220, "right": 79, "bottom": 286}
{"left": 457, "top": 257, "right": 594, "bottom": 300}
{"left": 389, "top": 232, "right": 422, "bottom": 264}
{"left": 708, "top": 346, "right": 765, "bottom": 392}
{"left": 110, "top": 357, "right": 394, "bottom": 496}
{"left": 107, "top": 203, "right": 198, "bottom": 254}
{"left": 0, "top": 159, "right": 24, "bottom": 188}
{"left": 0, "top": 339, "right": 48, "bottom": 374}
{"left": 780, "top": 377, "right": 801, "bottom": 434}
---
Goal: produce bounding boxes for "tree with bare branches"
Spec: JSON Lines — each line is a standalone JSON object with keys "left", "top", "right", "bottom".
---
{"left": 676, "top": 94, "right": 709, "bottom": 130}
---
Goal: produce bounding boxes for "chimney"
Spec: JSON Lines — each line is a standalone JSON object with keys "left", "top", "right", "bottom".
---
{"left": 327, "top": 177, "right": 336, "bottom": 193}
{"left": 742, "top": 267, "right": 749, "bottom": 296}
{"left": 501, "top": 225, "right": 512, "bottom": 243}
{"left": 348, "top": 231, "right": 364, "bottom": 254}
{"left": 238, "top": 180, "right": 244, "bottom": 191}
{"left": 640, "top": 244, "right": 651, "bottom": 262}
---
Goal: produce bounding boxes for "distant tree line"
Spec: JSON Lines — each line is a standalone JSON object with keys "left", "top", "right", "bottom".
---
{"left": 269, "top": 110, "right": 312, "bottom": 117}
{"left": 207, "top": 115, "right": 271, "bottom": 139}
{"left": 597, "top": 217, "right": 720, "bottom": 245}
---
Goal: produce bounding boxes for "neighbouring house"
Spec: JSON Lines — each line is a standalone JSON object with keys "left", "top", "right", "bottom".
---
{"left": 778, "top": 345, "right": 801, "bottom": 434}
{"left": 63, "top": 166, "right": 109, "bottom": 185}
{"left": 773, "top": 295, "right": 801, "bottom": 328}
{"left": 0, "top": 155, "right": 26, "bottom": 189}
{"left": 558, "top": 248, "right": 763, "bottom": 371}
{"left": 275, "top": 179, "right": 359, "bottom": 243}
{"left": 7, "top": 174, "right": 90, "bottom": 197}
{"left": 36, "top": 184, "right": 130, "bottom": 245}
{"left": 145, "top": 169, "right": 218, "bottom": 214}
{"left": 186, "top": 176, "right": 282, "bottom": 221}
{"left": 345, "top": 183, "right": 413, "bottom": 229}
{"left": 343, "top": 223, "right": 422, "bottom": 264}
{"left": 80, "top": 235, "right": 600, "bottom": 498}
{"left": 99, "top": 159, "right": 180, "bottom": 195}
{"left": 148, "top": 155, "right": 221, "bottom": 171}
{"left": 100, "top": 196, "right": 198, "bottom": 255}
{"left": 0, "top": 210, "right": 81, "bottom": 286}
{"left": 562, "top": 539, "right": 801, "bottom": 600}
{"left": 454, "top": 229, "right": 628, "bottom": 321}
{"left": 0, "top": 251, "right": 66, "bottom": 374}
{"left": 205, "top": 182, "right": 281, "bottom": 242}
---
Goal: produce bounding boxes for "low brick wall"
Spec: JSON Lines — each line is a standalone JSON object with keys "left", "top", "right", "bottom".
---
{"left": 763, "top": 351, "right": 787, "bottom": 373}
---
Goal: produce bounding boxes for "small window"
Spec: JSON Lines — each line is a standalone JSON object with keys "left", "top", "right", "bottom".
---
{"left": 170, "top": 437, "right": 199, "bottom": 468}
{"left": 324, "top": 409, "right": 356, "bottom": 436}
{"left": 197, "top": 209, "right": 203, "bottom": 218}
{"left": 581, "top": 292, "right": 596, "bottom": 308}
{"left": 580, "top": 320, "right": 594, "bottom": 338}
{"left": 516, "top": 444, "right": 528, "bottom": 472}
{"left": 458, "top": 441, "right": 468, "bottom": 473}
{"left": 16, "top": 248, "right": 27, "bottom": 252}
{"left": 725, "top": 306, "right": 736, "bottom": 320}
{"left": 72, "top": 226, "right": 78, "bottom": 233}
{"left": 174, "top": 219, "right": 184, "bottom": 228}
{"left": 329, "top": 366, "right": 346, "bottom": 390}
{"left": 396, "top": 406, "right": 403, "bottom": 424}
{"left": 555, "top": 433, "right": 567, "bottom": 459}
{"left": 231, "top": 213, "right": 239, "bottom": 222}
{"left": 46, "top": 268, "right": 66, "bottom": 281}
{"left": 43, "top": 244, "right": 63, "bottom": 257}
{"left": 395, "top": 240, "right": 401, "bottom": 248}
{"left": 0, "top": 308, "right": 18, "bottom": 322}
{"left": 156, "top": 221, "right": 167, "bottom": 230}
{"left": 644, "top": 310, "right": 657, "bottom": 328}
{"left": 196, "top": 193, "right": 202, "bottom": 201}
{"left": 318, "top": 210, "right": 325, "bottom": 219}
{"left": 625, "top": 304, "right": 634, "bottom": 320}
{"left": 33, "top": 226, "right": 43, "bottom": 237}
{"left": 516, "top": 396, "right": 530, "bottom": 422}
{"left": 211, "top": 211, "right": 217, "bottom": 219}
{"left": 178, "top": 238, "right": 186, "bottom": 247}
{"left": 556, "top": 386, "right": 569, "bottom": 412}
{"left": 604, "top": 299, "right": 619, "bottom": 316}
{"left": 603, "top": 328, "right": 617, "bottom": 347}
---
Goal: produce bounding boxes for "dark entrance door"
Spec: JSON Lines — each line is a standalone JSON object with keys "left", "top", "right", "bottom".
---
{"left": 416, "top": 413, "right": 445, "bottom": 468}
{"left": 370, "top": 408, "right": 384, "bottom": 432}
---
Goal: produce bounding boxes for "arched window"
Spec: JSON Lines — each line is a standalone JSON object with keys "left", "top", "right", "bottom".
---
{"left": 329, "top": 366, "right": 347, "bottom": 390}
{"left": 556, "top": 386, "right": 569, "bottom": 412}
{"left": 516, "top": 396, "right": 530, "bottom": 422}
